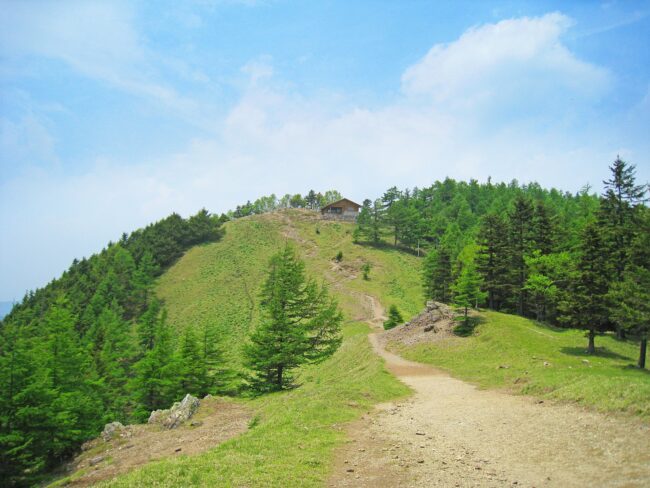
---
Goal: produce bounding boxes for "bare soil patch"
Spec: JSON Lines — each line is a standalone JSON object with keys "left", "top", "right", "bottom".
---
{"left": 61, "top": 397, "right": 251, "bottom": 486}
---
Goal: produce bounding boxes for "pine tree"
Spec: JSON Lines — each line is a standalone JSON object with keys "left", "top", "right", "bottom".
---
{"left": 422, "top": 246, "right": 453, "bottom": 303}
{"left": 96, "top": 304, "right": 135, "bottom": 417}
{"left": 599, "top": 157, "right": 648, "bottom": 338}
{"left": 608, "top": 209, "right": 650, "bottom": 368}
{"left": 244, "top": 245, "right": 342, "bottom": 392}
{"left": 131, "top": 309, "right": 179, "bottom": 419}
{"left": 508, "top": 196, "right": 535, "bottom": 315}
{"left": 532, "top": 200, "right": 555, "bottom": 255}
{"left": 476, "top": 214, "right": 510, "bottom": 310}
{"left": 196, "top": 323, "right": 230, "bottom": 396}
{"left": 354, "top": 199, "right": 373, "bottom": 243}
{"left": 451, "top": 264, "right": 486, "bottom": 327}
{"left": 559, "top": 222, "right": 610, "bottom": 354}
{"left": 178, "top": 327, "right": 202, "bottom": 396}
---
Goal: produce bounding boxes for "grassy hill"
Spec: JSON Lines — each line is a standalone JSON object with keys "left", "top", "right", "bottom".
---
{"left": 95, "top": 209, "right": 648, "bottom": 486}
{"left": 156, "top": 209, "right": 423, "bottom": 369}
{"left": 392, "top": 311, "right": 650, "bottom": 417}
{"left": 99, "top": 210, "right": 421, "bottom": 486}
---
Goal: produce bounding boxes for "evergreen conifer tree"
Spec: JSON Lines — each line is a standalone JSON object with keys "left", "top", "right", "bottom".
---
{"left": 451, "top": 264, "right": 486, "bottom": 327}
{"left": 559, "top": 222, "right": 610, "bottom": 354}
{"left": 508, "top": 196, "right": 535, "bottom": 315}
{"left": 422, "top": 246, "right": 453, "bottom": 303}
{"left": 476, "top": 214, "right": 510, "bottom": 310}
{"left": 244, "top": 245, "right": 342, "bottom": 392}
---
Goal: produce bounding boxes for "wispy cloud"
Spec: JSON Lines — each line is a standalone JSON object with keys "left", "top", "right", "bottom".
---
{"left": 1, "top": 10, "right": 647, "bottom": 300}
{"left": 0, "top": 0, "right": 213, "bottom": 130}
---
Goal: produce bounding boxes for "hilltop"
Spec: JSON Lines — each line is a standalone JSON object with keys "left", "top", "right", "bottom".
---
{"left": 2, "top": 168, "right": 648, "bottom": 486}
{"left": 54, "top": 209, "right": 649, "bottom": 487}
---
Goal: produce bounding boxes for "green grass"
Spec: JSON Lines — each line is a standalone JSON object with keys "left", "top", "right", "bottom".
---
{"left": 100, "top": 322, "right": 410, "bottom": 487}
{"left": 100, "top": 210, "right": 420, "bottom": 486}
{"left": 393, "top": 310, "right": 650, "bottom": 417}
{"left": 156, "top": 210, "right": 424, "bottom": 368}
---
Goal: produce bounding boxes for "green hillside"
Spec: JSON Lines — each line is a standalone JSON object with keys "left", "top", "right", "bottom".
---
{"left": 156, "top": 209, "right": 423, "bottom": 368}
{"left": 393, "top": 311, "right": 650, "bottom": 417}
{"left": 100, "top": 210, "right": 421, "bottom": 486}
{"left": 40, "top": 208, "right": 649, "bottom": 487}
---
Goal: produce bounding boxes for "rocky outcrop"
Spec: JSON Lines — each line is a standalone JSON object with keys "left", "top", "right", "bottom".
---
{"left": 383, "top": 301, "right": 457, "bottom": 347}
{"left": 403, "top": 301, "right": 454, "bottom": 332}
{"left": 148, "top": 394, "right": 201, "bottom": 429}
{"left": 101, "top": 421, "right": 131, "bottom": 442}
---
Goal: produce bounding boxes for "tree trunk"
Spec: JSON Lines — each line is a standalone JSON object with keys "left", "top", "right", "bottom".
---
{"left": 587, "top": 329, "right": 596, "bottom": 354}
{"left": 639, "top": 338, "right": 647, "bottom": 369}
{"left": 488, "top": 290, "right": 494, "bottom": 310}
{"left": 616, "top": 326, "right": 626, "bottom": 340}
{"left": 464, "top": 306, "right": 468, "bottom": 327}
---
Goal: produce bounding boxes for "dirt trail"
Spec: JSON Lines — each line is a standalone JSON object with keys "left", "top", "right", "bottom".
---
{"left": 329, "top": 295, "right": 650, "bottom": 488}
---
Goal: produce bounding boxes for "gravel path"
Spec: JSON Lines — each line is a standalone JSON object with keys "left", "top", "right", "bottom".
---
{"left": 329, "top": 295, "right": 650, "bottom": 488}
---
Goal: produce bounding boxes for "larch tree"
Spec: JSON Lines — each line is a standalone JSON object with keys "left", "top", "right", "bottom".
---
{"left": 508, "top": 196, "right": 535, "bottom": 315}
{"left": 451, "top": 263, "right": 486, "bottom": 327}
{"left": 559, "top": 222, "right": 611, "bottom": 354}
{"left": 599, "top": 157, "right": 648, "bottom": 338}
{"left": 476, "top": 213, "right": 510, "bottom": 310}
{"left": 608, "top": 208, "right": 650, "bottom": 368}
{"left": 422, "top": 246, "right": 453, "bottom": 303}
{"left": 244, "top": 245, "right": 342, "bottom": 392}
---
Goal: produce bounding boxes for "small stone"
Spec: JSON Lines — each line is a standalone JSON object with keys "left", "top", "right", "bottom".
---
{"left": 89, "top": 456, "right": 105, "bottom": 466}
{"left": 175, "top": 447, "right": 182, "bottom": 452}
{"left": 417, "top": 459, "right": 424, "bottom": 464}
{"left": 543, "top": 361, "right": 551, "bottom": 367}
{"left": 346, "top": 468, "right": 354, "bottom": 473}
{"left": 415, "top": 431, "right": 426, "bottom": 436}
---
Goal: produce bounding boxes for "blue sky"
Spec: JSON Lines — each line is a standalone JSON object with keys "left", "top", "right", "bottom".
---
{"left": 1, "top": 0, "right": 649, "bottom": 301}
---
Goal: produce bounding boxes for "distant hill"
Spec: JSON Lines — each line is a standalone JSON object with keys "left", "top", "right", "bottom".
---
{"left": 0, "top": 301, "right": 14, "bottom": 319}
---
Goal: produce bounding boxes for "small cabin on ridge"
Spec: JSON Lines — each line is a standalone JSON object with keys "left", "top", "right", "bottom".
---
{"left": 320, "top": 198, "right": 361, "bottom": 221}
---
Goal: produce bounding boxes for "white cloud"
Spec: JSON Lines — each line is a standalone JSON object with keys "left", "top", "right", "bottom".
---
{"left": 2, "top": 12, "right": 648, "bottom": 300}
{"left": 0, "top": 0, "right": 210, "bottom": 129}
{"left": 401, "top": 13, "right": 610, "bottom": 107}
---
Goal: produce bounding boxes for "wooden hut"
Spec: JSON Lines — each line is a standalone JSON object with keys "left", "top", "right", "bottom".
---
{"left": 320, "top": 198, "right": 361, "bottom": 221}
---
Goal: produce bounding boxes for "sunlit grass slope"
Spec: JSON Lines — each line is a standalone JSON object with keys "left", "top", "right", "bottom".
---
{"left": 102, "top": 323, "right": 409, "bottom": 487}
{"left": 156, "top": 209, "right": 424, "bottom": 367}
{"left": 102, "top": 210, "right": 421, "bottom": 486}
{"left": 394, "top": 311, "right": 650, "bottom": 417}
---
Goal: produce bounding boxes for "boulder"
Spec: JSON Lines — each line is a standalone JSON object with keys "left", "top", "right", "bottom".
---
{"left": 148, "top": 394, "right": 201, "bottom": 429}
{"left": 101, "top": 421, "right": 127, "bottom": 442}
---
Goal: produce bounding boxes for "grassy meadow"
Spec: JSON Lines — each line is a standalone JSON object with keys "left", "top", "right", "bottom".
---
{"left": 100, "top": 209, "right": 649, "bottom": 486}
{"left": 99, "top": 210, "right": 419, "bottom": 486}
{"left": 393, "top": 311, "right": 650, "bottom": 417}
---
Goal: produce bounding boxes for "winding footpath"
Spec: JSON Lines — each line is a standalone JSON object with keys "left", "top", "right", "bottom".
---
{"left": 329, "top": 295, "right": 650, "bottom": 488}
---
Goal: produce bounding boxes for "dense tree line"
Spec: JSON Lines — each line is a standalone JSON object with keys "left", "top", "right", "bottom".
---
{"left": 355, "top": 160, "right": 648, "bottom": 364}
{"left": 229, "top": 189, "right": 342, "bottom": 218}
{"left": 0, "top": 210, "right": 228, "bottom": 486}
